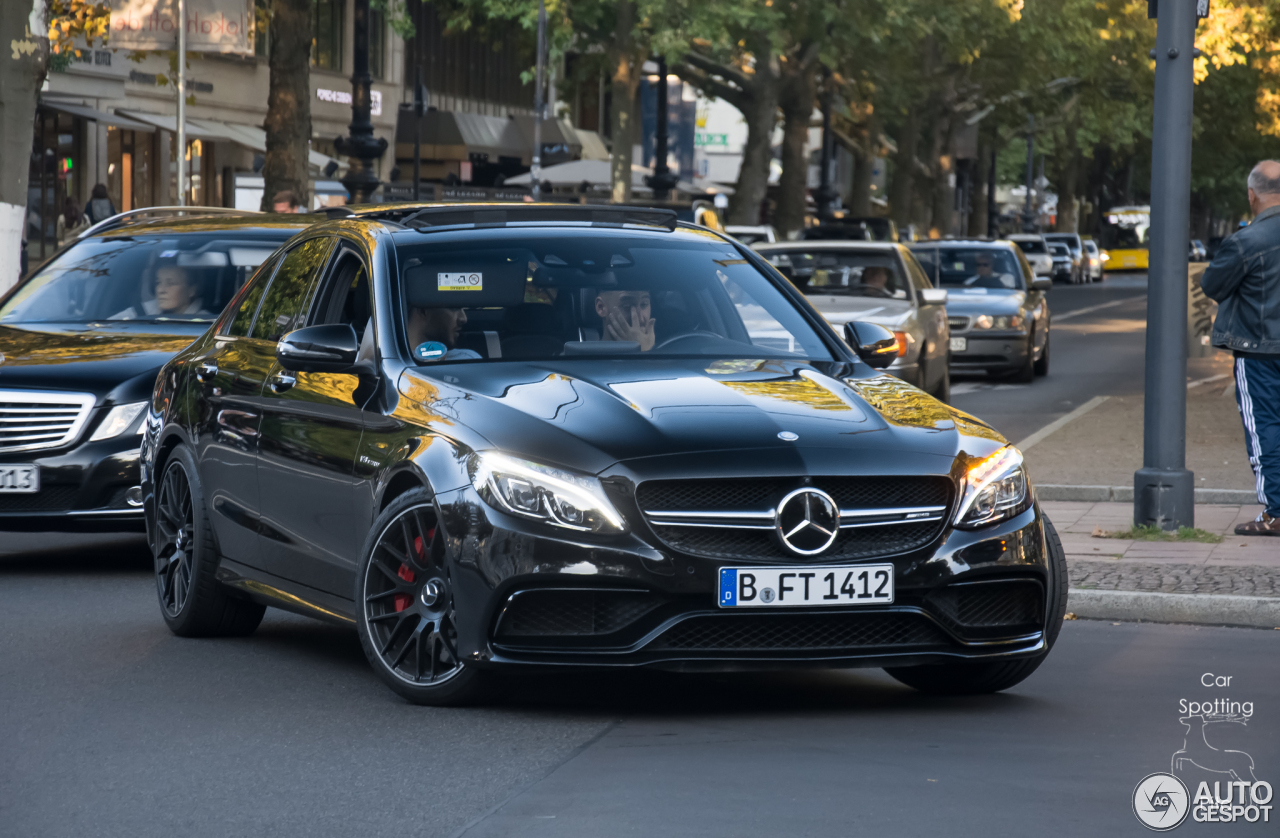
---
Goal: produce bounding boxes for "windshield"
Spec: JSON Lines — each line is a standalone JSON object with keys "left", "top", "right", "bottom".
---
{"left": 1049, "top": 244, "right": 1070, "bottom": 257}
{"left": 1013, "top": 239, "right": 1047, "bottom": 255}
{"left": 915, "top": 248, "right": 1025, "bottom": 290}
{"left": 761, "top": 249, "right": 909, "bottom": 300}
{"left": 396, "top": 230, "right": 835, "bottom": 364}
{"left": 0, "top": 233, "right": 287, "bottom": 324}
{"left": 1044, "top": 235, "right": 1079, "bottom": 251}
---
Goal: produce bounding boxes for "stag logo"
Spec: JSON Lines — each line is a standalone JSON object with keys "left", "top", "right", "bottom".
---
{"left": 1172, "top": 712, "right": 1257, "bottom": 784}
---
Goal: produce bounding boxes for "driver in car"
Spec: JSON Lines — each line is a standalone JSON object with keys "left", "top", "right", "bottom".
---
{"left": 861, "top": 266, "right": 890, "bottom": 291}
{"left": 406, "top": 306, "right": 481, "bottom": 360}
{"left": 112, "top": 266, "right": 212, "bottom": 319}
{"left": 965, "top": 255, "right": 1016, "bottom": 288}
{"left": 595, "top": 288, "right": 656, "bottom": 351}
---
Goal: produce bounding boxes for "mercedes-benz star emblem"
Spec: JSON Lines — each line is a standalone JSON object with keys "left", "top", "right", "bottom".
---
{"left": 774, "top": 488, "right": 841, "bottom": 556}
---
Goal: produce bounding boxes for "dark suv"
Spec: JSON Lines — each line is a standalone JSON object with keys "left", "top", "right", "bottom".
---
{"left": 0, "top": 214, "right": 312, "bottom": 531}
{"left": 141, "top": 204, "right": 1067, "bottom": 706}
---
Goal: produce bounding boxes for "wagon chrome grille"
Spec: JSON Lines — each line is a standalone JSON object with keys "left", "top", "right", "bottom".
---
{"left": 0, "top": 390, "right": 96, "bottom": 454}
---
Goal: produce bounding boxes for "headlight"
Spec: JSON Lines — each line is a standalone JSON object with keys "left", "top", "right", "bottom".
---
{"left": 90, "top": 402, "right": 147, "bottom": 441}
{"left": 955, "top": 446, "right": 1031, "bottom": 528}
{"left": 971, "top": 314, "right": 1024, "bottom": 331}
{"left": 467, "top": 451, "right": 626, "bottom": 533}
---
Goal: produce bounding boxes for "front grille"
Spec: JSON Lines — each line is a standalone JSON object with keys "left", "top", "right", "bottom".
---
{"left": 0, "top": 390, "right": 96, "bottom": 454}
{"left": 637, "top": 476, "right": 952, "bottom": 561}
{"left": 0, "top": 485, "right": 79, "bottom": 512}
{"left": 650, "top": 612, "right": 947, "bottom": 652}
{"left": 496, "top": 589, "right": 665, "bottom": 638}
{"left": 928, "top": 581, "right": 1043, "bottom": 630}
{"left": 948, "top": 316, "right": 970, "bottom": 332}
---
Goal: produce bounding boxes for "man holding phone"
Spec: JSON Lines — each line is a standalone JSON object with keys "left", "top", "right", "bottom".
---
{"left": 595, "top": 288, "right": 656, "bottom": 350}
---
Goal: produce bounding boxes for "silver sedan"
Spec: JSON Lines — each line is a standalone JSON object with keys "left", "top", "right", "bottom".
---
{"left": 754, "top": 241, "right": 951, "bottom": 402}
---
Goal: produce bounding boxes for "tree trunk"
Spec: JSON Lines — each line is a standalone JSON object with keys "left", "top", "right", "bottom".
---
{"left": 261, "top": 0, "right": 313, "bottom": 211}
{"left": 1, "top": 0, "right": 48, "bottom": 289}
{"left": 848, "top": 112, "right": 878, "bottom": 216}
{"left": 609, "top": 0, "right": 638, "bottom": 204}
{"left": 774, "top": 68, "right": 818, "bottom": 238}
{"left": 968, "top": 137, "right": 988, "bottom": 237}
{"left": 889, "top": 107, "right": 920, "bottom": 229}
{"left": 1054, "top": 141, "right": 1080, "bottom": 232}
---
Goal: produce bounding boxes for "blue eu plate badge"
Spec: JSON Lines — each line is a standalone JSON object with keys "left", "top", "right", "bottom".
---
{"left": 719, "top": 568, "right": 737, "bottom": 606}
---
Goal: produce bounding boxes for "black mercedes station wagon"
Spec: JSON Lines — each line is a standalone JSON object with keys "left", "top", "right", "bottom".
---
{"left": 141, "top": 204, "right": 1067, "bottom": 705}
{"left": 0, "top": 214, "right": 311, "bottom": 532}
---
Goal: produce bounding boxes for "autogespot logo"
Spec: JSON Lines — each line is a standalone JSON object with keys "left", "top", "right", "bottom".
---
{"left": 1134, "top": 773, "right": 1191, "bottom": 831}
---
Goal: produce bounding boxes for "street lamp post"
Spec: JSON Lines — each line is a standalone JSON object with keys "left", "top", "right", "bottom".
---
{"left": 530, "top": 0, "right": 547, "bottom": 198}
{"left": 813, "top": 75, "right": 839, "bottom": 220}
{"left": 647, "top": 57, "right": 680, "bottom": 202}
{"left": 1135, "top": 0, "right": 1197, "bottom": 529}
{"left": 336, "top": 0, "right": 387, "bottom": 204}
{"left": 1022, "top": 114, "right": 1035, "bottom": 232}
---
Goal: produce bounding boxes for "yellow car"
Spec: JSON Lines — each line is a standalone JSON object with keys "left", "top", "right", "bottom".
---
{"left": 1101, "top": 248, "right": 1149, "bottom": 271}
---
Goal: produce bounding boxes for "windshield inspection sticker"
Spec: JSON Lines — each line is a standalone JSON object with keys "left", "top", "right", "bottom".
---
{"left": 438, "top": 272, "right": 483, "bottom": 291}
{"left": 414, "top": 341, "right": 447, "bottom": 362}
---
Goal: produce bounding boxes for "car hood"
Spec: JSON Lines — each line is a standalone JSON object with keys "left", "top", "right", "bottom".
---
{"left": 0, "top": 322, "right": 207, "bottom": 400}
{"left": 941, "top": 289, "right": 1027, "bottom": 315}
{"left": 801, "top": 295, "right": 913, "bottom": 328}
{"left": 396, "top": 358, "right": 1007, "bottom": 479}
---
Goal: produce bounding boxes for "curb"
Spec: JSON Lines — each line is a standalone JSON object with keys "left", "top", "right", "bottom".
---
{"left": 1039, "top": 484, "right": 1259, "bottom": 504}
{"left": 1067, "top": 589, "right": 1280, "bottom": 629}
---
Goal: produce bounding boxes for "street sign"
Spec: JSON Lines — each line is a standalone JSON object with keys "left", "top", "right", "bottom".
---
{"left": 109, "top": 0, "right": 251, "bottom": 54}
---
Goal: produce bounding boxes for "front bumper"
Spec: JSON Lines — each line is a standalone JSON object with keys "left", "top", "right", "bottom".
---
{"left": 437, "top": 486, "right": 1052, "bottom": 672}
{"left": 947, "top": 332, "right": 1031, "bottom": 372}
{"left": 0, "top": 438, "right": 145, "bottom": 532}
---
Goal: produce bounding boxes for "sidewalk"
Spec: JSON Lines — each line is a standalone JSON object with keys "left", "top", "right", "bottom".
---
{"left": 1040, "top": 500, "right": 1280, "bottom": 627}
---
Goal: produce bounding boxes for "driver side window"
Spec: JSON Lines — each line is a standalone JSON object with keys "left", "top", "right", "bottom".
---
{"left": 250, "top": 237, "right": 334, "bottom": 342}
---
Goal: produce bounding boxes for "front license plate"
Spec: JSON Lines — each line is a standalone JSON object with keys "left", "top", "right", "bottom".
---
{"left": 719, "top": 565, "right": 894, "bottom": 608}
{"left": 0, "top": 465, "right": 40, "bottom": 494}
{"left": 950, "top": 337, "right": 967, "bottom": 352}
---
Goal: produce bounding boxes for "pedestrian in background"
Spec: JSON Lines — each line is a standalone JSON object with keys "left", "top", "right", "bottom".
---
{"left": 272, "top": 190, "right": 301, "bottom": 213}
{"left": 56, "top": 196, "right": 86, "bottom": 243}
{"left": 85, "top": 184, "right": 115, "bottom": 224}
{"left": 1201, "top": 159, "right": 1280, "bottom": 535}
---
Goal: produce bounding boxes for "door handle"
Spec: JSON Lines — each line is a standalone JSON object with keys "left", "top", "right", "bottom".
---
{"left": 269, "top": 372, "right": 296, "bottom": 393}
{"left": 195, "top": 361, "right": 219, "bottom": 382}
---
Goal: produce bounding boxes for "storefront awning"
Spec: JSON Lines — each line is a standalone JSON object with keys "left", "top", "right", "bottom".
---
{"left": 394, "top": 108, "right": 529, "bottom": 164}
{"left": 117, "top": 110, "right": 229, "bottom": 140}
{"left": 40, "top": 101, "right": 155, "bottom": 132}
{"left": 117, "top": 111, "right": 344, "bottom": 173}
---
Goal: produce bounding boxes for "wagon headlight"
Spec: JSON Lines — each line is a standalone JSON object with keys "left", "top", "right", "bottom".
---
{"left": 955, "top": 446, "right": 1031, "bottom": 528}
{"left": 971, "top": 314, "right": 1024, "bottom": 331}
{"left": 90, "top": 402, "right": 147, "bottom": 441}
{"left": 467, "top": 451, "right": 626, "bottom": 533}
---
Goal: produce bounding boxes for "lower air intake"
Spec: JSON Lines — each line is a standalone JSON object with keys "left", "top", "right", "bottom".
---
{"left": 650, "top": 612, "right": 948, "bottom": 652}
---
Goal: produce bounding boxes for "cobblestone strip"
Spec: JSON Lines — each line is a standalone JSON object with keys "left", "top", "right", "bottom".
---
{"left": 1068, "top": 559, "right": 1280, "bottom": 597}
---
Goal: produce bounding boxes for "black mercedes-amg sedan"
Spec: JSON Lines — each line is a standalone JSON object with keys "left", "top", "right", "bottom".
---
{"left": 0, "top": 213, "right": 312, "bottom": 532}
{"left": 141, "top": 204, "right": 1067, "bottom": 705}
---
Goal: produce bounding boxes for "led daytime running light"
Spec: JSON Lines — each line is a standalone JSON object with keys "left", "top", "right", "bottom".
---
{"left": 954, "top": 445, "right": 1029, "bottom": 527}
{"left": 469, "top": 451, "right": 625, "bottom": 533}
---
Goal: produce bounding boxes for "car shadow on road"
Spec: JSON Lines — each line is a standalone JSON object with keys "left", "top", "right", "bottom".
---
{"left": 0, "top": 534, "right": 150, "bottom": 573}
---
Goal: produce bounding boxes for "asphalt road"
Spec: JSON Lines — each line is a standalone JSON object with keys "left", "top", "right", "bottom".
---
{"left": 4, "top": 271, "right": 1276, "bottom": 837}
{"left": 0, "top": 543, "right": 1276, "bottom": 837}
{"left": 950, "top": 273, "right": 1153, "bottom": 443}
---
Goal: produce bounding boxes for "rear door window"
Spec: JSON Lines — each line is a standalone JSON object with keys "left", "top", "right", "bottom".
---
{"left": 250, "top": 238, "right": 335, "bottom": 342}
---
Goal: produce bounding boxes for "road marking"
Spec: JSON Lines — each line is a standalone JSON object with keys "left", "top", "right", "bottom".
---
{"left": 1016, "top": 396, "right": 1110, "bottom": 451}
{"left": 951, "top": 382, "right": 1028, "bottom": 395}
{"left": 1053, "top": 296, "right": 1145, "bottom": 322}
{"left": 1186, "top": 373, "right": 1229, "bottom": 389}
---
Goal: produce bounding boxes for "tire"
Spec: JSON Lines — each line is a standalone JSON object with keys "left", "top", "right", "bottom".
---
{"left": 1034, "top": 329, "right": 1050, "bottom": 377}
{"left": 355, "top": 487, "right": 489, "bottom": 706}
{"left": 932, "top": 358, "right": 951, "bottom": 404}
{"left": 1010, "top": 333, "right": 1036, "bottom": 383}
{"left": 884, "top": 514, "right": 1069, "bottom": 695}
{"left": 153, "top": 445, "right": 266, "bottom": 637}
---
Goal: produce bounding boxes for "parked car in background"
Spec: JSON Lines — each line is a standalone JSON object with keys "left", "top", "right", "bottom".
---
{"left": 1189, "top": 240, "right": 1208, "bottom": 262}
{"left": 840, "top": 217, "right": 900, "bottom": 242}
{"left": 0, "top": 213, "right": 313, "bottom": 532}
{"left": 1082, "top": 239, "right": 1105, "bottom": 281}
{"left": 725, "top": 225, "right": 778, "bottom": 245}
{"left": 1007, "top": 234, "right": 1054, "bottom": 277}
{"left": 910, "top": 240, "right": 1052, "bottom": 383}
{"left": 1043, "top": 233, "right": 1085, "bottom": 283}
{"left": 755, "top": 241, "right": 951, "bottom": 401}
{"left": 1046, "top": 242, "right": 1075, "bottom": 283}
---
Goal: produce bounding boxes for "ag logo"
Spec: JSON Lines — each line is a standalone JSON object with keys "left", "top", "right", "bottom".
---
{"left": 1134, "top": 773, "right": 1190, "bottom": 831}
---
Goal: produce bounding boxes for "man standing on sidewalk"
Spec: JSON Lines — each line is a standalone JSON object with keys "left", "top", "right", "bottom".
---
{"left": 1202, "top": 160, "right": 1280, "bottom": 535}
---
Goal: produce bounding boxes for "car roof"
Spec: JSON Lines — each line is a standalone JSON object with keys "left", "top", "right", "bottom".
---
{"left": 754, "top": 241, "right": 900, "bottom": 252}
{"left": 1006, "top": 233, "right": 1046, "bottom": 240}
{"left": 908, "top": 239, "right": 1018, "bottom": 250}
{"left": 84, "top": 214, "right": 315, "bottom": 238}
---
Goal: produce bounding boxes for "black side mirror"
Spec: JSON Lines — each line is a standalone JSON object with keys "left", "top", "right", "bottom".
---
{"left": 843, "top": 321, "right": 901, "bottom": 370}
{"left": 277, "top": 324, "right": 363, "bottom": 373}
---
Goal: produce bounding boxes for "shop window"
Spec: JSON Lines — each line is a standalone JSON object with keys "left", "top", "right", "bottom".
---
{"left": 312, "top": 0, "right": 344, "bottom": 71}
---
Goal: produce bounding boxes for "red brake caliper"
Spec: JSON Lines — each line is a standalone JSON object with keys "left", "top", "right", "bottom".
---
{"left": 393, "top": 528, "right": 435, "bottom": 612}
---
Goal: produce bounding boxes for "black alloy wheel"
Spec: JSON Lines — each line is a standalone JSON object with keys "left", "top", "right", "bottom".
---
{"left": 153, "top": 446, "right": 265, "bottom": 637}
{"left": 356, "top": 487, "right": 486, "bottom": 705}
{"left": 1010, "top": 331, "right": 1036, "bottom": 384}
{"left": 1034, "top": 329, "right": 1050, "bottom": 376}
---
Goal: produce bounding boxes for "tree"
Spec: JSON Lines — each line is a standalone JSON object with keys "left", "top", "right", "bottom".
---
{"left": 261, "top": 0, "right": 313, "bottom": 211}
{"left": 1, "top": 1, "right": 50, "bottom": 290}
